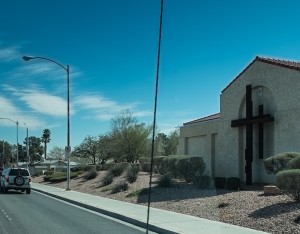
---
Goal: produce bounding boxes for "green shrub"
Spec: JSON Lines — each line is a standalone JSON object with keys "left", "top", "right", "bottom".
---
{"left": 96, "top": 165, "right": 103, "bottom": 171}
{"left": 139, "top": 157, "right": 151, "bottom": 172}
{"left": 214, "top": 177, "right": 227, "bottom": 189}
{"left": 84, "top": 169, "right": 98, "bottom": 180}
{"left": 83, "top": 165, "right": 97, "bottom": 171}
{"left": 176, "top": 156, "right": 205, "bottom": 182}
{"left": 226, "top": 177, "right": 241, "bottom": 190}
{"left": 141, "top": 162, "right": 151, "bottom": 172}
{"left": 111, "top": 181, "right": 128, "bottom": 194}
{"left": 70, "top": 166, "right": 82, "bottom": 172}
{"left": 101, "top": 172, "right": 114, "bottom": 186}
{"left": 47, "top": 171, "right": 80, "bottom": 183}
{"left": 126, "top": 165, "right": 140, "bottom": 183}
{"left": 158, "top": 174, "right": 172, "bottom": 187}
{"left": 109, "top": 163, "right": 128, "bottom": 177}
{"left": 126, "top": 188, "right": 149, "bottom": 198}
{"left": 44, "top": 171, "right": 54, "bottom": 176}
{"left": 153, "top": 156, "right": 167, "bottom": 174}
{"left": 193, "top": 175, "right": 211, "bottom": 189}
{"left": 164, "top": 155, "right": 182, "bottom": 177}
{"left": 276, "top": 169, "right": 300, "bottom": 201}
{"left": 43, "top": 176, "right": 50, "bottom": 182}
{"left": 264, "top": 152, "right": 300, "bottom": 174}
{"left": 34, "top": 171, "right": 44, "bottom": 177}
{"left": 139, "top": 157, "right": 151, "bottom": 165}
{"left": 288, "top": 156, "right": 300, "bottom": 169}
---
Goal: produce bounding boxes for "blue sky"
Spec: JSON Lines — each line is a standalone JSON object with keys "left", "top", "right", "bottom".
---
{"left": 1, "top": 0, "right": 300, "bottom": 152}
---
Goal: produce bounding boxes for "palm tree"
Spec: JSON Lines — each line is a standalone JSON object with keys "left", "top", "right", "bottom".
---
{"left": 41, "top": 129, "right": 51, "bottom": 160}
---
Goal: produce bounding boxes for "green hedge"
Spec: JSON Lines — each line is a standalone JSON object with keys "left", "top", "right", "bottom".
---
{"left": 214, "top": 177, "right": 227, "bottom": 189}
{"left": 193, "top": 175, "right": 211, "bottom": 189}
{"left": 276, "top": 169, "right": 300, "bottom": 201}
{"left": 176, "top": 156, "right": 205, "bottom": 182}
{"left": 288, "top": 156, "right": 300, "bottom": 169}
{"left": 264, "top": 152, "right": 300, "bottom": 174}
{"left": 226, "top": 177, "right": 241, "bottom": 190}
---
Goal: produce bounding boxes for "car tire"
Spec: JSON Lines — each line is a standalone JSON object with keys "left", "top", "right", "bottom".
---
{"left": 14, "top": 176, "right": 25, "bottom": 186}
{"left": 26, "top": 189, "right": 31, "bottom": 194}
{"left": 4, "top": 187, "right": 8, "bottom": 193}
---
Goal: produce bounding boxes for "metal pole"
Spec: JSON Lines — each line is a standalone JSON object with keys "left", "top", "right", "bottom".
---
{"left": 26, "top": 127, "right": 29, "bottom": 168}
{"left": 66, "top": 65, "right": 71, "bottom": 190}
{"left": 16, "top": 121, "right": 19, "bottom": 166}
{"left": 22, "top": 56, "right": 71, "bottom": 190}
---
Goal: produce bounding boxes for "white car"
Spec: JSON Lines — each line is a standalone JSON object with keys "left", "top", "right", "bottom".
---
{"left": 0, "top": 167, "right": 32, "bottom": 194}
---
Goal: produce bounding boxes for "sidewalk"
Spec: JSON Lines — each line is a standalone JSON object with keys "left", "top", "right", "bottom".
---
{"left": 32, "top": 183, "right": 269, "bottom": 234}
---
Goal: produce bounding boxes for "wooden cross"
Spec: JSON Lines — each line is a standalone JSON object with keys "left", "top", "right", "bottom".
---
{"left": 231, "top": 85, "right": 274, "bottom": 185}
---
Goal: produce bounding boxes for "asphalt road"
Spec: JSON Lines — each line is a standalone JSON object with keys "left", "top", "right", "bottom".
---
{"left": 0, "top": 190, "right": 155, "bottom": 234}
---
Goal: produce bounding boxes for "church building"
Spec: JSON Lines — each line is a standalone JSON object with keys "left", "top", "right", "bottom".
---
{"left": 177, "top": 56, "right": 300, "bottom": 185}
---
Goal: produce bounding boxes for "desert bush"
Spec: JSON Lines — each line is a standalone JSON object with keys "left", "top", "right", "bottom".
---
{"left": 47, "top": 171, "right": 80, "bottom": 183}
{"left": 164, "top": 155, "right": 183, "bottom": 177}
{"left": 111, "top": 180, "right": 128, "bottom": 194}
{"left": 70, "top": 166, "right": 82, "bottom": 172}
{"left": 141, "top": 162, "right": 151, "bottom": 172}
{"left": 139, "top": 157, "right": 151, "bottom": 172}
{"left": 101, "top": 172, "right": 114, "bottom": 186}
{"left": 34, "top": 171, "right": 44, "bottom": 177}
{"left": 126, "top": 188, "right": 149, "bottom": 198}
{"left": 84, "top": 169, "right": 98, "bottom": 180}
{"left": 193, "top": 175, "right": 211, "bottom": 189}
{"left": 126, "top": 165, "right": 140, "bottom": 183}
{"left": 276, "top": 169, "right": 300, "bottom": 201}
{"left": 44, "top": 170, "right": 54, "bottom": 176}
{"left": 153, "top": 156, "right": 167, "bottom": 174}
{"left": 226, "top": 177, "right": 241, "bottom": 190}
{"left": 83, "top": 165, "right": 97, "bottom": 171}
{"left": 109, "top": 163, "right": 128, "bottom": 177}
{"left": 158, "top": 174, "right": 173, "bottom": 187}
{"left": 288, "top": 156, "right": 300, "bottom": 169}
{"left": 276, "top": 169, "right": 300, "bottom": 202}
{"left": 95, "top": 165, "right": 103, "bottom": 171}
{"left": 214, "top": 177, "right": 227, "bottom": 189}
{"left": 176, "top": 156, "right": 205, "bottom": 182}
{"left": 264, "top": 152, "right": 300, "bottom": 174}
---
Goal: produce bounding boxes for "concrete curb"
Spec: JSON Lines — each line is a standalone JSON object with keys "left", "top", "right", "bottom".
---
{"left": 32, "top": 188, "right": 178, "bottom": 234}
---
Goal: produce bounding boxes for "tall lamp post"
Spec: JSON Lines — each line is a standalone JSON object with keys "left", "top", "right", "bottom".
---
{"left": 24, "top": 123, "right": 29, "bottom": 168}
{"left": 22, "top": 55, "right": 71, "bottom": 191}
{"left": 0, "top": 118, "right": 19, "bottom": 165}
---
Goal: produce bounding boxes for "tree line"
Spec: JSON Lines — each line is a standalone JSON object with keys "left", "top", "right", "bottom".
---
{"left": 0, "top": 128, "right": 51, "bottom": 166}
{"left": 72, "top": 109, "right": 179, "bottom": 165}
{"left": 0, "top": 110, "right": 179, "bottom": 166}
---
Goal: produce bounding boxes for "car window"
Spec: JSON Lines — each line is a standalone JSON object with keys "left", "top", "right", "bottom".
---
{"left": 9, "top": 169, "right": 29, "bottom": 176}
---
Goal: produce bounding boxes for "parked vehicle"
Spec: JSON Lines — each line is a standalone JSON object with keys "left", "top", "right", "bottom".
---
{"left": 0, "top": 167, "right": 31, "bottom": 194}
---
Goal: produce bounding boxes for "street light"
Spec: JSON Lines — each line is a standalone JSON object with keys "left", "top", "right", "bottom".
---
{"left": 0, "top": 118, "right": 19, "bottom": 165}
{"left": 22, "top": 55, "right": 71, "bottom": 191}
{"left": 24, "top": 123, "right": 29, "bottom": 168}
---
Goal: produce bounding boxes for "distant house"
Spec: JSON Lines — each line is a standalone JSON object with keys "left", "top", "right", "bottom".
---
{"left": 29, "top": 159, "right": 80, "bottom": 175}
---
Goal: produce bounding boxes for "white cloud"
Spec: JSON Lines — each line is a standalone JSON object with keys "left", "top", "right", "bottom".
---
{"left": 0, "top": 46, "right": 20, "bottom": 62}
{"left": 1, "top": 85, "right": 71, "bottom": 117}
{"left": 20, "top": 92, "right": 68, "bottom": 117}
{"left": 0, "top": 96, "right": 47, "bottom": 130}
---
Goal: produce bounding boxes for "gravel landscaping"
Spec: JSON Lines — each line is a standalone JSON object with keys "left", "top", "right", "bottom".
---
{"left": 33, "top": 171, "right": 300, "bottom": 234}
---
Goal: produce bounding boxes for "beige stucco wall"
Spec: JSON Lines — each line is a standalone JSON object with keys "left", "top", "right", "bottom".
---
{"left": 219, "top": 60, "right": 300, "bottom": 183}
{"left": 179, "top": 59, "right": 300, "bottom": 184}
{"left": 178, "top": 119, "right": 219, "bottom": 177}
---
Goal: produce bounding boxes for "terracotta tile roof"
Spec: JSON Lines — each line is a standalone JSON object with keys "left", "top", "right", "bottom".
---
{"left": 183, "top": 113, "right": 220, "bottom": 125}
{"left": 222, "top": 56, "right": 300, "bottom": 93}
